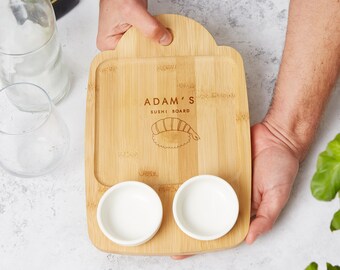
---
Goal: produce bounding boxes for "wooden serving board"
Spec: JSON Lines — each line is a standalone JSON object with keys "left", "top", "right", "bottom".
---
{"left": 86, "top": 14, "right": 251, "bottom": 255}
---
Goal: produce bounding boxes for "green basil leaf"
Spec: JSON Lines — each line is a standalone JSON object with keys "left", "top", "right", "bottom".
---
{"left": 326, "top": 263, "right": 340, "bottom": 270}
{"left": 326, "top": 135, "right": 340, "bottom": 157}
{"left": 311, "top": 134, "right": 340, "bottom": 201}
{"left": 330, "top": 209, "right": 340, "bottom": 232}
{"left": 305, "top": 262, "right": 318, "bottom": 270}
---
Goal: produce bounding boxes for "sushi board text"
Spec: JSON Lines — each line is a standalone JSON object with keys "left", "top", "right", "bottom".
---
{"left": 85, "top": 14, "right": 251, "bottom": 255}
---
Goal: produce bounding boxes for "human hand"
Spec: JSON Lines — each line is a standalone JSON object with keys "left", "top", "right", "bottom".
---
{"left": 97, "top": 0, "right": 172, "bottom": 51}
{"left": 172, "top": 122, "right": 300, "bottom": 259}
{"left": 245, "top": 122, "right": 300, "bottom": 244}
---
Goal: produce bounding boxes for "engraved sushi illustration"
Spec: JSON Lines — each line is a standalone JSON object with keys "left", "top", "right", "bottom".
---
{"left": 151, "top": 117, "right": 200, "bottom": 148}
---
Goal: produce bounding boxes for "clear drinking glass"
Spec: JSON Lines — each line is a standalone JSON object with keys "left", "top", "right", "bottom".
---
{"left": 0, "top": 83, "right": 69, "bottom": 177}
{"left": 0, "top": 0, "right": 70, "bottom": 104}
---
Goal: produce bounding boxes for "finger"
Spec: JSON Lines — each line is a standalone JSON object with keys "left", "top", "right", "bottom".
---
{"left": 97, "top": 0, "right": 132, "bottom": 50}
{"left": 245, "top": 195, "right": 284, "bottom": 244}
{"left": 97, "top": 33, "right": 124, "bottom": 51}
{"left": 250, "top": 189, "right": 261, "bottom": 217}
{"left": 127, "top": 4, "right": 172, "bottom": 45}
{"left": 250, "top": 125, "right": 261, "bottom": 158}
{"left": 171, "top": 255, "right": 193, "bottom": 260}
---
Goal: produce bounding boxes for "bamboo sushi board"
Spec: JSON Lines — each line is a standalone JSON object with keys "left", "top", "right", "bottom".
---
{"left": 86, "top": 14, "right": 251, "bottom": 255}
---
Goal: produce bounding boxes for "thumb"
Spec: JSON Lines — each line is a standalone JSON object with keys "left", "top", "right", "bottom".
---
{"left": 245, "top": 195, "right": 285, "bottom": 244}
{"left": 127, "top": 5, "right": 172, "bottom": 45}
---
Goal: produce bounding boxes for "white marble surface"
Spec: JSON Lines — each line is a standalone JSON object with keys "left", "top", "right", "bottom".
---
{"left": 1, "top": 0, "right": 340, "bottom": 269}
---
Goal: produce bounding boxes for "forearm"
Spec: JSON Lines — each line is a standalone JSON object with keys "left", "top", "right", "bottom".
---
{"left": 264, "top": 0, "right": 340, "bottom": 160}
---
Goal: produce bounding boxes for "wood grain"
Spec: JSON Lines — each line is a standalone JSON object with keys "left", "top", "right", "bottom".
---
{"left": 86, "top": 14, "right": 251, "bottom": 255}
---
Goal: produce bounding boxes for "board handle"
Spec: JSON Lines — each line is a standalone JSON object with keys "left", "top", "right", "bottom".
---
{"left": 115, "top": 14, "right": 219, "bottom": 58}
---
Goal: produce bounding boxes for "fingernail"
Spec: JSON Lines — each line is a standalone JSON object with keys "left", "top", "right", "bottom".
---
{"left": 159, "top": 31, "right": 172, "bottom": 46}
{"left": 253, "top": 232, "right": 260, "bottom": 241}
{"left": 247, "top": 232, "right": 260, "bottom": 245}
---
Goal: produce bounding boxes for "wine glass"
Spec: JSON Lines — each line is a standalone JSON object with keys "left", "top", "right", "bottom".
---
{"left": 0, "top": 83, "right": 69, "bottom": 177}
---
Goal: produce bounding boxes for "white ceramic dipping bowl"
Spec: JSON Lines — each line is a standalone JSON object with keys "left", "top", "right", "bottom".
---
{"left": 97, "top": 181, "right": 163, "bottom": 246}
{"left": 173, "top": 175, "right": 239, "bottom": 241}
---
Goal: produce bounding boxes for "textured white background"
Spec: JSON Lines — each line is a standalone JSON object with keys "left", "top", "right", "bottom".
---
{"left": 1, "top": 0, "right": 340, "bottom": 269}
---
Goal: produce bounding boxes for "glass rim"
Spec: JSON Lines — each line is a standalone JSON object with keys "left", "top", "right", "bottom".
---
{"left": 0, "top": 26, "right": 56, "bottom": 57}
{"left": 0, "top": 82, "right": 53, "bottom": 136}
